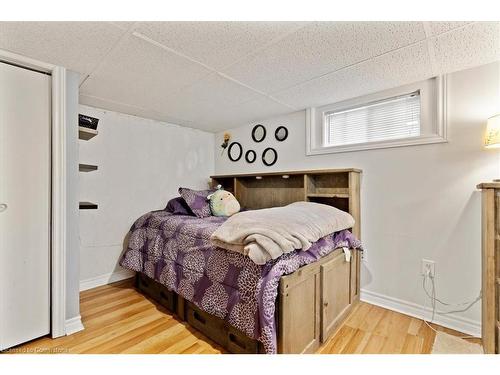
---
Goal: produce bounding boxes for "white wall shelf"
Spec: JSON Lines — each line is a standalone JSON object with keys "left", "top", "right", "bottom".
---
{"left": 79, "top": 163, "right": 98, "bottom": 172}
{"left": 78, "top": 126, "right": 98, "bottom": 141}
{"left": 79, "top": 202, "right": 98, "bottom": 210}
{"left": 79, "top": 119, "right": 98, "bottom": 210}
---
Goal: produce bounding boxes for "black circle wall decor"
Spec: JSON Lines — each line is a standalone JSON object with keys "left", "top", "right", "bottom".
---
{"left": 275, "top": 126, "right": 288, "bottom": 142}
{"left": 251, "top": 124, "right": 266, "bottom": 143}
{"left": 228, "top": 142, "right": 243, "bottom": 162}
{"left": 245, "top": 150, "right": 256, "bottom": 163}
{"left": 262, "top": 147, "right": 278, "bottom": 167}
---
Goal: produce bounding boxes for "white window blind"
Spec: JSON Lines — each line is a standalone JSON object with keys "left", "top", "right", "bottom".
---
{"left": 325, "top": 91, "right": 421, "bottom": 147}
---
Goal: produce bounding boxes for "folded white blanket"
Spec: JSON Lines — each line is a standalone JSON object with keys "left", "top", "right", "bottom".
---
{"left": 210, "top": 201, "right": 355, "bottom": 264}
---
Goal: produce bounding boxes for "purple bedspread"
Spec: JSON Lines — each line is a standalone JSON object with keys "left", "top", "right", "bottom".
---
{"left": 119, "top": 210, "right": 362, "bottom": 353}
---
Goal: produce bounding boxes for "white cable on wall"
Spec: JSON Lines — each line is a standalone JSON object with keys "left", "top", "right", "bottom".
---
{"left": 421, "top": 268, "right": 481, "bottom": 339}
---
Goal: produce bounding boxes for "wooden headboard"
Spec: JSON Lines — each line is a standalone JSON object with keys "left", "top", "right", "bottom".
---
{"left": 211, "top": 168, "right": 361, "bottom": 238}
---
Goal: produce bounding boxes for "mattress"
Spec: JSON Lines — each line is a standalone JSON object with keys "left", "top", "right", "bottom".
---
{"left": 119, "top": 210, "right": 362, "bottom": 353}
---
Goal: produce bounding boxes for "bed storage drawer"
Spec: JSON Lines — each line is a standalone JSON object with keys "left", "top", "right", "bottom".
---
{"left": 135, "top": 249, "right": 360, "bottom": 354}
{"left": 227, "top": 326, "right": 260, "bottom": 354}
{"left": 135, "top": 273, "right": 176, "bottom": 313}
{"left": 186, "top": 301, "right": 261, "bottom": 353}
{"left": 186, "top": 302, "right": 225, "bottom": 342}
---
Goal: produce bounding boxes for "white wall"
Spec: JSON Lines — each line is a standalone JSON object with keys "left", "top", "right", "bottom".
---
{"left": 79, "top": 105, "right": 214, "bottom": 288}
{"left": 214, "top": 61, "right": 500, "bottom": 335}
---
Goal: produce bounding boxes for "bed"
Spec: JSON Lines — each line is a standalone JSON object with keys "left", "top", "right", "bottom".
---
{"left": 120, "top": 168, "right": 362, "bottom": 354}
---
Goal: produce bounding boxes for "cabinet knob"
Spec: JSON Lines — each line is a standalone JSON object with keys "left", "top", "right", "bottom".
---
{"left": 0, "top": 203, "right": 7, "bottom": 213}
{"left": 323, "top": 301, "right": 329, "bottom": 307}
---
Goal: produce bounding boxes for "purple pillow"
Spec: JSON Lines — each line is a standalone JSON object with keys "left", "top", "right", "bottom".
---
{"left": 165, "top": 197, "right": 193, "bottom": 216}
{"left": 178, "top": 187, "right": 214, "bottom": 218}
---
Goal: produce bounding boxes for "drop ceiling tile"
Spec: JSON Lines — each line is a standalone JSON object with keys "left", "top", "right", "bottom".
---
{"left": 365, "top": 41, "right": 434, "bottom": 89}
{"left": 432, "top": 22, "right": 500, "bottom": 75}
{"left": 79, "top": 93, "right": 199, "bottom": 130}
{"left": 0, "top": 22, "right": 125, "bottom": 75}
{"left": 222, "top": 21, "right": 426, "bottom": 93}
{"left": 147, "top": 73, "right": 265, "bottom": 121}
{"left": 109, "top": 21, "right": 136, "bottom": 31}
{"left": 5, "top": 21, "right": 495, "bottom": 134}
{"left": 193, "top": 97, "right": 293, "bottom": 131}
{"left": 274, "top": 41, "right": 433, "bottom": 109}
{"left": 80, "top": 33, "right": 212, "bottom": 112}
{"left": 426, "top": 21, "right": 471, "bottom": 36}
{"left": 134, "top": 21, "right": 308, "bottom": 70}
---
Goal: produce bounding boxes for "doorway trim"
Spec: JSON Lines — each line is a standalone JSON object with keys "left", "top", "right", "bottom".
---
{"left": 0, "top": 49, "right": 67, "bottom": 338}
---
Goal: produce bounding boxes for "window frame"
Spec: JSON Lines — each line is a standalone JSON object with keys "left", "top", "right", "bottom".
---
{"left": 306, "top": 76, "right": 448, "bottom": 155}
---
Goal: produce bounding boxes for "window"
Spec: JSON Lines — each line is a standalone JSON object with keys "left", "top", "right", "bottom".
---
{"left": 306, "top": 76, "right": 447, "bottom": 155}
{"left": 325, "top": 91, "right": 421, "bottom": 147}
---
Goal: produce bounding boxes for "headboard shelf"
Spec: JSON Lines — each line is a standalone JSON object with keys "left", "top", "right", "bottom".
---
{"left": 306, "top": 193, "right": 349, "bottom": 198}
{"left": 210, "top": 168, "right": 361, "bottom": 180}
{"left": 211, "top": 168, "right": 361, "bottom": 238}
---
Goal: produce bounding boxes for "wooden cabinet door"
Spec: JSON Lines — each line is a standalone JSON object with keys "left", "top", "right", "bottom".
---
{"left": 320, "top": 251, "right": 352, "bottom": 342}
{"left": 278, "top": 266, "right": 321, "bottom": 354}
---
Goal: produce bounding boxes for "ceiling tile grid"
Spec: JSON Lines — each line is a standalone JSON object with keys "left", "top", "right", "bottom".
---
{"left": 79, "top": 93, "right": 198, "bottom": 129}
{"left": 425, "top": 21, "right": 473, "bottom": 36}
{"left": 109, "top": 22, "right": 137, "bottom": 32}
{"left": 273, "top": 41, "right": 433, "bottom": 109}
{"left": 150, "top": 72, "right": 265, "bottom": 120}
{"left": 431, "top": 21, "right": 500, "bottom": 75}
{"left": 133, "top": 21, "right": 309, "bottom": 71}
{"left": 220, "top": 21, "right": 427, "bottom": 94}
{"left": 1, "top": 21, "right": 498, "bottom": 132}
{"left": 79, "top": 33, "right": 213, "bottom": 112}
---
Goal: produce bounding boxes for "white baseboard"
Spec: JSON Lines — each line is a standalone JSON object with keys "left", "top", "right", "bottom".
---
{"left": 65, "top": 315, "right": 84, "bottom": 335}
{"left": 360, "top": 289, "right": 481, "bottom": 337}
{"left": 80, "top": 269, "right": 135, "bottom": 291}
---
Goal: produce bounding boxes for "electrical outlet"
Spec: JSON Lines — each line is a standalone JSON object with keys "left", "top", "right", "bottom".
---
{"left": 421, "top": 259, "right": 435, "bottom": 277}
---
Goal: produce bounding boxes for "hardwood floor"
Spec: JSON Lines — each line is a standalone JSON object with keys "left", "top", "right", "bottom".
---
{"left": 6, "top": 278, "right": 480, "bottom": 354}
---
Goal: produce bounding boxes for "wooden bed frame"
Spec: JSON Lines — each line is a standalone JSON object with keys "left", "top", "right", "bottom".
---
{"left": 136, "top": 168, "right": 362, "bottom": 354}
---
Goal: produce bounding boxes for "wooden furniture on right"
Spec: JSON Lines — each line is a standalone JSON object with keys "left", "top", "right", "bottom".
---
{"left": 477, "top": 182, "right": 500, "bottom": 354}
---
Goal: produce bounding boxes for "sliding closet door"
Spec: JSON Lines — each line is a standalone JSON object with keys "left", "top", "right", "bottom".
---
{"left": 0, "top": 62, "right": 51, "bottom": 350}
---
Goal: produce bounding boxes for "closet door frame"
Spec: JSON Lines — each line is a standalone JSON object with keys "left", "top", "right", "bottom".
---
{"left": 0, "top": 49, "right": 68, "bottom": 338}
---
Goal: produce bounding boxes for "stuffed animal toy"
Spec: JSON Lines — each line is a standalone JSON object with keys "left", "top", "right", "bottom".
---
{"left": 207, "top": 185, "right": 240, "bottom": 217}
